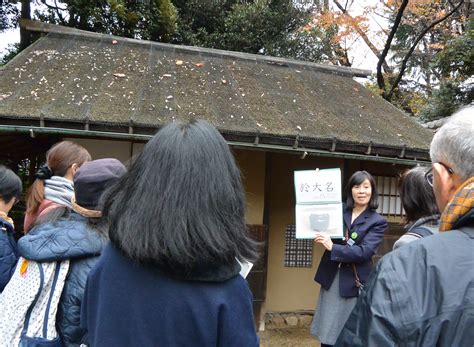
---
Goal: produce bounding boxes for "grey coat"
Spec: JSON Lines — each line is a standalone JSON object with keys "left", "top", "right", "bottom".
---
{"left": 335, "top": 208, "right": 474, "bottom": 346}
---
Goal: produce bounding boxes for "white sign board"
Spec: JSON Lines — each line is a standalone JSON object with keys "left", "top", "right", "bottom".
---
{"left": 294, "top": 168, "right": 344, "bottom": 239}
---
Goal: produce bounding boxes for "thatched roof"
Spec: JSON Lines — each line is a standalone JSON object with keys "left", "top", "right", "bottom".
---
{"left": 0, "top": 20, "right": 433, "bottom": 161}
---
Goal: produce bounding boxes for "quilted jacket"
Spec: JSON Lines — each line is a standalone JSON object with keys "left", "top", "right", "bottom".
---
{"left": 0, "top": 217, "right": 18, "bottom": 292}
{"left": 18, "top": 212, "right": 107, "bottom": 346}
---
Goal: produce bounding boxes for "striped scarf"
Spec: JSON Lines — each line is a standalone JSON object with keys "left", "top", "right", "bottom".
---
{"left": 44, "top": 176, "right": 74, "bottom": 208}
{"left": 439, "top": 177, "right": 474, "bottom": 232}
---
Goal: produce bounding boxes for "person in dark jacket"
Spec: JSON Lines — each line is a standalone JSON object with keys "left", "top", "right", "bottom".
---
{"left": 310, "top": 170, "right": 387, "bottom": 347}
{"left": 0, "top": 165, "right": 22, "bottom": 292}
{"left": 336, "top": 105, "right": 474, "bottom": 346}
{"left": 81, "top": 120, "right": 259, "bottom": 347}
{"left": 393, "top": 166, "right": 440, "bottom": 250}
{"left": 18, "top": 158, "right": 126, "bottom": 346}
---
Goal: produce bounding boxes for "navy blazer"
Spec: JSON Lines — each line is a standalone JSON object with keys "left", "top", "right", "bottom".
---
{"left": 314, "top": 206, "right": 387, "bottom": 298}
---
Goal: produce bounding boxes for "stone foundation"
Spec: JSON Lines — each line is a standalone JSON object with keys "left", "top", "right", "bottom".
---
{"left": 265, "top": 311, "right": 314, "bottom": 330}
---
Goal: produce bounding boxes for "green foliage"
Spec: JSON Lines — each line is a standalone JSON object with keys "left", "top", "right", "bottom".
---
{"left": 172, "top": 0, "right": 236, "bottom": 46}
{"left": 419, "top": 82, "right": 469, "bottom": 121}
{"left": 381, "top": 1, "right": 472, "bottom": 119}
{"left": 3, "top": 0, "right": 342, "bottom": 65}
{"left": 33, "top": 0, "right": 178, "bottom": 41}
{"left": 222, "top": 0, "right": 302, "bottom": 53}
{"left": 420, "top": 20, "right": 473, "bottom": 121}
{"left": 432, "top": 20, "right": 474, "bottom": 80}
{"left": 265, "top": 24, "right": 341, "bottom": 64}
{"left": 143, "top": 0, "right": 178, "bottom": 42}
{"left": 173, "top": 0, "right": 338, "bottom": 63}
{"left": 0, "top": 43, "right": 20, "bottom": 66}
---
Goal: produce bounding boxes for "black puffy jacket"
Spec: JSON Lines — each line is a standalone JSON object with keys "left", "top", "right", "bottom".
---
{"left": 335, "top": 208, "right": 474, "bottom": 346}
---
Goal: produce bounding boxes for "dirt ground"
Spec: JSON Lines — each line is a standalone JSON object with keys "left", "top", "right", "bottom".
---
{"left": 259, "top": 327, "right": 321, "bottom": 347}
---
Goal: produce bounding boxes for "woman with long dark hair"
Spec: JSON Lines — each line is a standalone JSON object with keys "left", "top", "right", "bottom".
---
{"left": 393, "top": 166, "right": 440, "bottom": 249}
{"left": 24, "top": 141, "right": 91, "bottom": 232}
{"left": 311, "top": 171, "right": 387, "bottom": 347}
{"left": 0, "top": 165, "right": 22, "bottom": 292}
{"left": 81, "top": 120, "right": 259, "bottom": 346}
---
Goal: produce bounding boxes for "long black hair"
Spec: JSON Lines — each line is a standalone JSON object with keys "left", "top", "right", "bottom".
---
{"left": 345, "top": 170, "right": 379, "bottom": 210}
{"left": 102, "top": 120, "right": 258, "bottom": 270}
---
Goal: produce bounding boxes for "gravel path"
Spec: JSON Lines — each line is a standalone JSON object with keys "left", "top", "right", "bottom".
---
{"left": 259, "top": 328, "right": 321, "bottom": 347}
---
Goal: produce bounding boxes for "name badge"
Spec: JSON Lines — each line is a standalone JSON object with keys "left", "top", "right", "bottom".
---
{"left": 347, "top": 239, "right": 355, "bottom": 246}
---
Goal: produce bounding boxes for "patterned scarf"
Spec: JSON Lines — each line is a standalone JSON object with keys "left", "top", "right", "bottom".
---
{"left": 439, "top": 177, "right": 474, "bottom": 232}
{"left": 44, "top": 176, "right": 74, "bottom": 208}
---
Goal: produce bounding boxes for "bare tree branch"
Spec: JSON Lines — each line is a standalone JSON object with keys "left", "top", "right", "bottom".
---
{"left": 376, "top": 0, "right": 409, "bottom": 97}
{"left": 40, "top": 0, "right": 67, "bottom": 25}
{"left": 386, "top": 0, "right": 464, "bottom": 100}
{"left": 53, "top": 0, "right": 66, "bottom": 25}
{"left": 40, "top": 0, "right": 67, "bottom": 12}
{"left": 332, "top": 0, "right": 393, "bottom": 74}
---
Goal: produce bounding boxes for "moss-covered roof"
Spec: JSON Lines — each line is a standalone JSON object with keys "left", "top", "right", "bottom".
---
{"left": 0, "top": 22, "right": 433, "bottom": 160}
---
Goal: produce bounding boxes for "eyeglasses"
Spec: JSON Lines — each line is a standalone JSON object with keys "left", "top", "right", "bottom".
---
{"left": 425, "top": 162, "right": 454, "bottom": 187}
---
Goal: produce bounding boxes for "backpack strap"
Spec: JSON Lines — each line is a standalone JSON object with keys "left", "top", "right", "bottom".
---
{"left": 42, "top": 261, "right": 62, "bottom": 338}
{"left": 22, "top": 263, "right": 45, "bottom": 336}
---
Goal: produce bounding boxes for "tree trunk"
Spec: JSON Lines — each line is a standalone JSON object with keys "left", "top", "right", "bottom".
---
{"left": 19, "top": 0, "right": 31, "bottom": 50}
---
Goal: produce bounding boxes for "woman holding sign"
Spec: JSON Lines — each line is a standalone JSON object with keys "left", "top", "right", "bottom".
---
{"left": 310, "top": 170, "right": 387, "bottom": 347}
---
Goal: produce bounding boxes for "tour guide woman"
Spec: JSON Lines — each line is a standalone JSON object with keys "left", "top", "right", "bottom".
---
{"left": 311, "top": 170, "right": 387, "bottom": 347}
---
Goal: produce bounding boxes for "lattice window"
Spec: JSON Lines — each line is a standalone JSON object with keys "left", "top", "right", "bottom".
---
{"left": 284, "top": 225, "right": 313, "bottom": 267}
{"left": 374, "top": 176, "right": 404, "bottom": 217}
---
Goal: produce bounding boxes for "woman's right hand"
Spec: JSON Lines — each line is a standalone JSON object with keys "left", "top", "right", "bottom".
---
{"left": 314, "top": 233, "right": 333, "bottom": 251}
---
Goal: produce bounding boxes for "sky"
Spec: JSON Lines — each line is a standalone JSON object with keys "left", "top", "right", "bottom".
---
{"left": 0, "top": 1, "right": 382, "bottom": 72}
{"left": 1, "top": 28, "right": 18, "bottom": 55}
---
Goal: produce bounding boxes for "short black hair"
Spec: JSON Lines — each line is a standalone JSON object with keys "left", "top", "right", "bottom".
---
{"left": 0, "top": 165, "right": 22, "bottom": 204}
{"left": 345, "top": 170, "right": 379, "bottom": 210}
{"left": 103, "top": 120, "right": 258, "bottom": 271}
{"left": 399, "top": 166, "right": 439, "bottom": 223}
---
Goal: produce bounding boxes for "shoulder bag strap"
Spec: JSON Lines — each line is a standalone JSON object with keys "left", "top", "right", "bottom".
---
{"left": 351, "top": 263, "right": 363, "bottom": 288}
{"left": 42, "top": 261, "right": 62, "bottom": 338}
{"left": 22, "top": 262, "right": 45, "bottom": 336}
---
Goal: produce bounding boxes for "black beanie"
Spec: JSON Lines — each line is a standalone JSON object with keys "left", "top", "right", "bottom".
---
{"left": 74, "top": 158, "right": 126, "bottom": 209}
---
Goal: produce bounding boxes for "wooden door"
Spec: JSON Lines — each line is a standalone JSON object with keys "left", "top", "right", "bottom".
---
{"left": 246, "top": 224, "right": 268, "bottom": 329}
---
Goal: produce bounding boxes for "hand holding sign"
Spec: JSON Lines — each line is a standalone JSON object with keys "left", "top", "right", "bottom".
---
{"left": 314, "top": 232, "right": 333, "bottom": 251}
